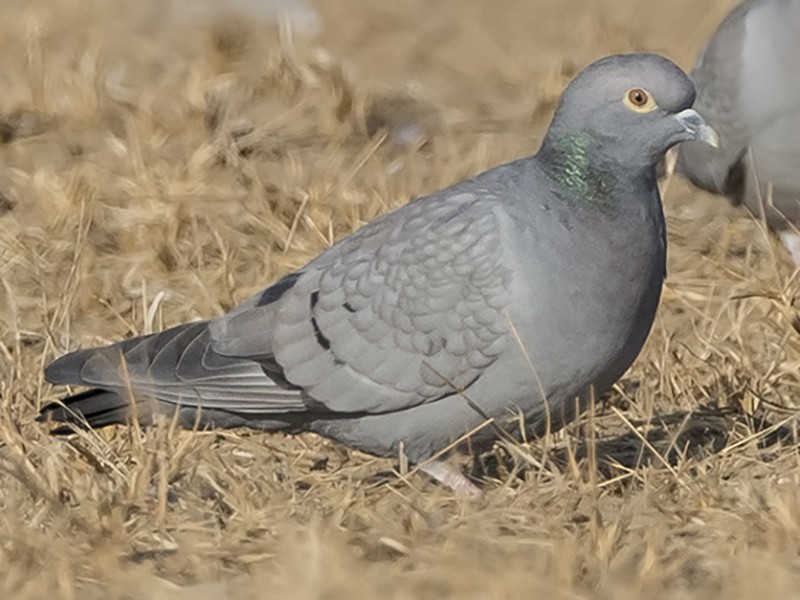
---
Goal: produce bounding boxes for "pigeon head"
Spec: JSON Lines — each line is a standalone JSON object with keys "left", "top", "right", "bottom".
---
{"left": 540, "top": 54, "right": 719, "bottom": 174}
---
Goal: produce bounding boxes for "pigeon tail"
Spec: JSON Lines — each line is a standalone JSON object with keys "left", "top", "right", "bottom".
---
{"left": 38, "top": 388, "right": 131, "bottom": 433}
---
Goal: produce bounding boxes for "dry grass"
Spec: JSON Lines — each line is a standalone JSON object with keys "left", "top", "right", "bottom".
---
{"left": 2, "top": 0, "right": 800, "bottom": 597}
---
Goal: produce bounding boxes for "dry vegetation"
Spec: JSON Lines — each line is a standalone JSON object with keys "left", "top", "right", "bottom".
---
{"left": 2, "top": 0, "right": 800, "bottom": 597}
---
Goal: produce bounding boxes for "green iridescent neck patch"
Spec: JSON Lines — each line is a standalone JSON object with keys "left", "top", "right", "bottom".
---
{"left": 545, "top": 131, "right": 617, "bottom": 210}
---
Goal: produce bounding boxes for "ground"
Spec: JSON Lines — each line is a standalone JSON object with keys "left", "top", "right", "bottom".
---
{"left": 2, "top": 0, "right": 800, "bottom": 598}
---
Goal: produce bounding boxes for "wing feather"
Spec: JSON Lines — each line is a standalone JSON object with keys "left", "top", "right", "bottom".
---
{"left": 211, "top": 191, "right": 513, "bottom": 414}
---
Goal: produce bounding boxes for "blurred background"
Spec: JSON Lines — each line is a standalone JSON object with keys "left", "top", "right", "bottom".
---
{"left": 2, "top": 1, "right": 800, "bottom": 599}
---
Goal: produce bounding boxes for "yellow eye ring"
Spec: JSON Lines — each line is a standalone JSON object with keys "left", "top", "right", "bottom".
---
{"left": 624, "top": 87, "right": 657, "bottom": 113}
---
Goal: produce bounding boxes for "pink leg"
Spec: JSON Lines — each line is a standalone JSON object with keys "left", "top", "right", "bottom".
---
{"left": 420, "top": 461, "right": 482, "bottom": 497}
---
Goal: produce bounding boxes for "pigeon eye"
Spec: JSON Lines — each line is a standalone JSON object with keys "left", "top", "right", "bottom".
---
{"left": 628, "top": 89, "right": 648, "bottom": 105}
{"left": 624, "top": 88, "right": 657, "bottom": 113}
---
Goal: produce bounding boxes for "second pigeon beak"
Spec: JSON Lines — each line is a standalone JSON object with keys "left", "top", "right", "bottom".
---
{"left": 674, "top": 109, "right": 720, "bottom": 148}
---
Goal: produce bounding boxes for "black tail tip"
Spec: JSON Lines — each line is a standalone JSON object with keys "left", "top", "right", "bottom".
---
{"left": 37, "top": 388, "right": 129, "bottom": 433}
{"left": 37, "top": 401, "right": 91, "bottom": 434}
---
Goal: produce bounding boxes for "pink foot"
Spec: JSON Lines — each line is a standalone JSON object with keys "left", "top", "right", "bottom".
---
{"left": 420, "top": 461, "right": 482, "bottom": 497}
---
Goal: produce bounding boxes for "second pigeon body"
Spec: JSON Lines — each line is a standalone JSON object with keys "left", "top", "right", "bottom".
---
{"left": 41, "top": 54, "right": 718, "bottom": 494}
{"left": 677, "top": 0, "right": 800, "bottom": 265}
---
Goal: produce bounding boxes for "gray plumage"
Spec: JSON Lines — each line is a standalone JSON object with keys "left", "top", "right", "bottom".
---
{"left": 677, "top": 0, "right": 800, "bottom": 264}
{"left": 41, "top": 54, "right": 717, "bottom": 494}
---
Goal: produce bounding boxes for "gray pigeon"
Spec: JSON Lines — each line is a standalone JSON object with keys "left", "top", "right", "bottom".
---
{"left": 677, "top": 0, "right": 800, "bottom": 265}
{"left": 40, "top": 54, "right": 718, "bottom": 496}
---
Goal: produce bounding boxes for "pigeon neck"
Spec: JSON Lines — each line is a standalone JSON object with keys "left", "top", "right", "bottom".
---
{"left": 538, "top": 130, "right": 622, "bottom": 210}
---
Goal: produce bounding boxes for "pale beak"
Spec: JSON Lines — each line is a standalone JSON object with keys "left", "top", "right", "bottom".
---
{"left": 675, "top": 108, "right": 720, "bottom": 148}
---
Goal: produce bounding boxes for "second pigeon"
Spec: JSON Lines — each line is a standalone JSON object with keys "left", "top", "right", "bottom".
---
{"left": 677, "top": 0, "right": 800, "bottom": 265}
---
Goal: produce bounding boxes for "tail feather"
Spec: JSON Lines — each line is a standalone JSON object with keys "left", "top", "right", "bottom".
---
{"left": 40, "top": 321, "right": 311, "bottom": 434}
{"left": 38, "top": 388, "right": 130, "bottom": 432}
{"left": 42, "top": 322, "right": 307, "bottom": 417}
{"left": 38, "top": 387, "right": 304, "bottom": 434}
